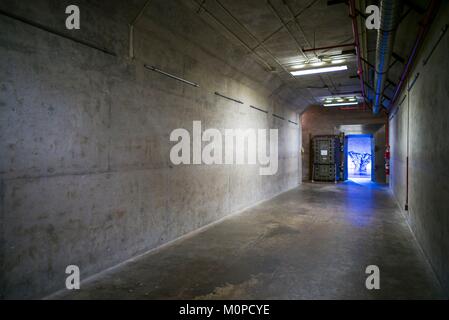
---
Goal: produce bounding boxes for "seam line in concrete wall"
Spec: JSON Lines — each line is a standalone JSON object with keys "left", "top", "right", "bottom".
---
{"left": 1, "top": 167, "right": 168, "bottom": 182}
{"left": 0, "top": 9, "right": 116, "bottom": 56}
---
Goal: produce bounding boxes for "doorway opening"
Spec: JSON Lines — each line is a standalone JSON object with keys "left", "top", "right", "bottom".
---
{"left": 346, "top": 135, "right": 373, "bottom": 182}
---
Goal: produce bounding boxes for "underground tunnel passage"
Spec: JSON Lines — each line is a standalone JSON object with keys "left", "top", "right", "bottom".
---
{"left": 0, "top": 0, "right": 448, "bottom": 305}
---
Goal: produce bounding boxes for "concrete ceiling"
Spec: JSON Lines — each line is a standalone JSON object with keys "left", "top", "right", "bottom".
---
{"left": 190, "top": 0, "right": 361, "bottom": 111}
{"left": 184, "top": 0, "right": 431, "bottom": 114}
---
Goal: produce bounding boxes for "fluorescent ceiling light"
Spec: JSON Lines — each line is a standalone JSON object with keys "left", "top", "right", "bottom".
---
{"left": 324, "top": 102, "right": 358, "bottom": 107}
{"left": 291, "top": 65, "right": 348, "bottom": 76}
{"left": 311, "top": 61, "right": 325, "bottom": 67}
{"left": 331, "top": 59, "right": 346, "bottom": 64}
{"left": 291, "top": 64, "right": 306, "bottom": 69}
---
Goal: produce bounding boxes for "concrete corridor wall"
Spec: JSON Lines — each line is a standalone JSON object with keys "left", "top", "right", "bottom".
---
{"left": 389, "top": 3, "right": 449, "bottom": 296}
{"left": 0, "top": 0, "right": 301, "bottom": 299}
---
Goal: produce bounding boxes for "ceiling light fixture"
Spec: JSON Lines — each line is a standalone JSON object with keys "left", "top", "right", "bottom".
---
{"left": 324, "top": 102, "right": 359, "bottom": 107}
{"left": 311, "top": 61, "right": 325, "bottom": 67}
{"left": 291, "top": 65, "right": 348, "bottom": 76}
{"left": 291, "top": 64, "right": 306, "bottom": 69}
{"left": 331, "top": 59, "right": 346, "bottom": 64}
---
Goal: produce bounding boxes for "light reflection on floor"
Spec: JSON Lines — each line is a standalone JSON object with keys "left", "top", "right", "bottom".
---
{"left": 348, "top": 177, "right": 372, "bottom": 183}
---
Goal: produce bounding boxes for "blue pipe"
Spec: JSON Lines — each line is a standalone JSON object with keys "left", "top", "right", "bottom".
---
{"left": 373, "top": 0, "right": 402, "bottom": 114}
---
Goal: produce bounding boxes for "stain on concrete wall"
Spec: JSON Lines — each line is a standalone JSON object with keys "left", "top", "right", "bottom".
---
{"left": 389, "top": 3, "right": 449, "bottom": 297}
{"left": 0, "top": 0, "right": 301, "bottom": 298}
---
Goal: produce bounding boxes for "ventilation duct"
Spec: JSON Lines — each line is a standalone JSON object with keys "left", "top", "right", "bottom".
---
{"left": 373, "top": 0, "right": 402, "bottom": 114}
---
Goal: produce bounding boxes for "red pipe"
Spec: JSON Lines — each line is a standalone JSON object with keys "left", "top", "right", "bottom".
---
{"left": 385, "top": 120, "right": 390, "bottom": 182}
{"left": 302, "top": 42, "right": 355, "bottom": 52}
{"left": 390, "top": 0, "right": 441, "bottom": 106}
{"left": 349, "top": 0, "right": 366, "bottom": 110}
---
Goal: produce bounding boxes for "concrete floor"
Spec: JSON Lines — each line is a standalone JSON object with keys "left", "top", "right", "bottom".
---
{"left": 53, "top": 182, "right": 444, "bottom": 300}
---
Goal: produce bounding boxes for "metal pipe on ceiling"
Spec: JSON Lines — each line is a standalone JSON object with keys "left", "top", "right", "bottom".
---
{"left": 252, "top": 0, "right": 320, "bottom": 52}
{"left": 283, "top": 1, "right": 315, "bottom": 53}
{"left": 349, "top": 0, "right": 367, "bottom": 110}
{"left": 302, "top": 43, "right": 355, "bottom": 53}
{"left": 266, "top": 1, "right": 335, "bottom": 96}
{"left": 194, "top": 0, "right": 275, "bottom": 71}
{"left": 265, "top": 0, "right": 309, "bottom": 62}
{"left": 372, "top": 0, "right": 402, "bottom": 114}
{"left": 364, "top": 81, "right": 392, "bottom": 102}
{"left": 213, "top": 0, "right": 292, "bottom": 76}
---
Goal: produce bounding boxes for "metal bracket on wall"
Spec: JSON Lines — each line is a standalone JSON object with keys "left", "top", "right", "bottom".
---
{"left": 249, "top": 105, "right": 268, "bottom": 114}
{"left": 144, "top": 65, "right": 200, "bottom": 87}
{"left": 272, "top": 114, "right": 285, "bottom": 121}
{"left": 388, "top": 95, "right": 406, "bottom": 120}
{"left": 0, "top": 9, "right": 116, "bottom": 56}
{"left": 407, "top": 73, "right": 420, "bottom": 92}
{"left": 399, "top": 95, "right": 407, "bottom": 106}
{"left": 214, "top": 92, "right": 243, "bottom": 104}
{"left": 423, "top": 24, "right": 448, "bottom": 66}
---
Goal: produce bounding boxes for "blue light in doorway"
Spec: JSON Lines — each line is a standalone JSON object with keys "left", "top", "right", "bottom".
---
{"left": 347, "top": 136, "right": 372, "bottom": 180}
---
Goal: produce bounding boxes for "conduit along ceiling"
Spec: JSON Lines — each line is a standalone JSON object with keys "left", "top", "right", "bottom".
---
{"left": 185, "top": 0, "right": 440, "bottom": 114}
{"left": 185, "top": 0, "right": 359, "bottom": 112}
